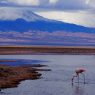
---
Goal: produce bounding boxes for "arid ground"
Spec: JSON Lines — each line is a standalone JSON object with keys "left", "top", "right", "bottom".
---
{"left": 0, "top": 46, "right": 95, "bottom": 54}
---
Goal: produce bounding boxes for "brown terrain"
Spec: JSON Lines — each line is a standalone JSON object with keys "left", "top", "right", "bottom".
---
{"left": 0, "top": 63, "right": 51, "bottom": 89}
{"left": 0, "top": 46, "right": 95, "bottom": 54}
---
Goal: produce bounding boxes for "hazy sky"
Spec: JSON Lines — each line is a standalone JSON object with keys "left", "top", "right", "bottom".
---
{"left": 0, "top": 0, "right": 94, "bottom": 10}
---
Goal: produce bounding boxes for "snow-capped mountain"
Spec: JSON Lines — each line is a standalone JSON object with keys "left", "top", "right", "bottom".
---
{"left": 0, "top": 7, "right": 95, "bottom": 46}
{"left": 0, "top": 7, "right": 47, "bottom": 21}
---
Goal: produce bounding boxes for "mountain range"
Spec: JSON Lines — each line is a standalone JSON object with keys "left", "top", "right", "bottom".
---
{"left": 0, "top": 8, "right": 95, "bottom": 46}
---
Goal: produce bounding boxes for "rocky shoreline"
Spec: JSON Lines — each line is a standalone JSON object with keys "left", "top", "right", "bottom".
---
{"left": 0, "top": 64, "right": 50, "bottom": 89}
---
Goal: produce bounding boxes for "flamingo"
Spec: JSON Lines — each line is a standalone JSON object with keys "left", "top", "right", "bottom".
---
{"left": 72, "top": 68, "right": 86, "bottom": 84}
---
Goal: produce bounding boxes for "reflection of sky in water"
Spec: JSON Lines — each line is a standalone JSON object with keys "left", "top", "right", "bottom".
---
{"left": 0, "top": 59, "right": 47, "bottom": 66}
{"left": 36, "top": 11, "right": 95, "bottom": 27}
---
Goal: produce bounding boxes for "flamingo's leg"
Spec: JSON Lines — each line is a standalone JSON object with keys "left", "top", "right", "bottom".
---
{"left": 72, "top": 75, "right": 77, "bottom": 84}
{"left": 82, "top": 73, "right": 85, "bottom": 84}
{"left": 77, "top": 75, "right": 79, "bottom": 83}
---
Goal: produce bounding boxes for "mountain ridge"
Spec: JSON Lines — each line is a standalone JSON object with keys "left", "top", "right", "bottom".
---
{"left": 0, "top": 18, "right": 95, "bottom": 33}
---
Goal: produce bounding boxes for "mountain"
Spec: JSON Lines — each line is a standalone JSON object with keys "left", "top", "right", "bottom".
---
{"left": 0, "top": 18, "right": 95, "bottom": 33}
{"left": 0, "top": 7, "right": 95, "bottom": 33}
{"left": 0, "top": 7, "right": 95, "bottom": 46}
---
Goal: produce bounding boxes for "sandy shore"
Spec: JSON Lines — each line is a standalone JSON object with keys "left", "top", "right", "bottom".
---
{"left": 0, "top": 63, "right": 50, "bottom": 89}
{"left": 0, "top": 46, "right": 95, "bottom": 54}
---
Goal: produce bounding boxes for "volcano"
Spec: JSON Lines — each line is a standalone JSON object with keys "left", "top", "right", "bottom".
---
{"left": 0, "top": 7, "right": 95, "bottom": 46}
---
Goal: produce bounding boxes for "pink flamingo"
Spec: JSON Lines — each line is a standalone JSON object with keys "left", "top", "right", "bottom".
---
{"left": 72, "top": 68, "right": 86, "bottom": 84}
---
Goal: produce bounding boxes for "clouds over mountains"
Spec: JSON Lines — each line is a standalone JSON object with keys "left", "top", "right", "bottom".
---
{"left": 0, "top": 0, "right": 93, "bottom": 10}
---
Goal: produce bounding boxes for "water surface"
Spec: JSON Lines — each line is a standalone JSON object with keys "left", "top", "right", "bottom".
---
{"left": 0, "top": 55, "right": 95, "bottom": 95}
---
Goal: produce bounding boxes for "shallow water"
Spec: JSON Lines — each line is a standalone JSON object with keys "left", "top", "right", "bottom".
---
{"left": 0, "top": 55, "right": 95, "bottom": 95}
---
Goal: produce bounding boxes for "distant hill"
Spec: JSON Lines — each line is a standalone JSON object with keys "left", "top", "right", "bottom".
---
{"left": 0, "top": 18, "right": 95, "bottom": 33}
{"left": 0, "top": 7, "right": 95, "bottom": 33}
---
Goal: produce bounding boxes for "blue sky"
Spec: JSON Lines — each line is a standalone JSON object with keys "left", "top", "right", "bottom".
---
{"left": 0, "top": 0, "right": 94, "bottom": 10}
